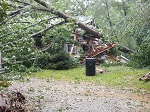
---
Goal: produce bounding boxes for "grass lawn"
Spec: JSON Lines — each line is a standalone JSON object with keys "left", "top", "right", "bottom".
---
{"left": 29, "top": 65, "right": 150, "bottom": 93}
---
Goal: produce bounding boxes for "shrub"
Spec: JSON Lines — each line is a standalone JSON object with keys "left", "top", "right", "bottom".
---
{"left": 35, "top": 51, "right": 79, "bottom": 70}
{"left": 47, "top": 51, "right": 78, "bottom": 70}
{"left": 34, "top": 52, "right": 51, "bottom": 69}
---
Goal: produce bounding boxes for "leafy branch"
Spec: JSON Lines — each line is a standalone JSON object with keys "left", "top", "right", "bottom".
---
{"left": 30, "top": 20, "right": 65, "bottom": 38}
{"left": 0, "top": 16, "right": 59, "bottom": 38}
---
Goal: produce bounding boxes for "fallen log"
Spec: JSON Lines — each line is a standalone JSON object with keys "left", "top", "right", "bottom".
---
{"left": 118, "top": 45, "right": 136, "bottom": 53}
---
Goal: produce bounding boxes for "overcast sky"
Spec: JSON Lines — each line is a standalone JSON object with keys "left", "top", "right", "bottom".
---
{"left": 116, "top": 0, "right": 122, "bottom": 2}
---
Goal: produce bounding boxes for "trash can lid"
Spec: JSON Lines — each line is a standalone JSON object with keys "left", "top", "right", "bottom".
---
{"left": 85, "top": 58, "right": 96, "bottom": 60}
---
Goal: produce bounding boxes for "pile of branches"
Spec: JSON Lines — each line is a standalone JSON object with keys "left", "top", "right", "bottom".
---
{"left": 0, "top": 91, "right": 26, "bottom": 112}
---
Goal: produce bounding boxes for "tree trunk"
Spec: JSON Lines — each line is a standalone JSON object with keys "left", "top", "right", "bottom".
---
{"left": 118, "top": 45, "right": 136, "bottom": 53}
{"left": 122, "top": 1, "right": 127, "bottom": 16}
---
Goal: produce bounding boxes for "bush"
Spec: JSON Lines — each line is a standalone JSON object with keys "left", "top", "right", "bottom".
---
{"left": 35, "top": 51, "right": 79, "bottom": 70}
{"left": 34, "top": 52, "right": 51, "bottom": 69}
{"left": 48, "top": 51, "right": 78, "bottom": 70}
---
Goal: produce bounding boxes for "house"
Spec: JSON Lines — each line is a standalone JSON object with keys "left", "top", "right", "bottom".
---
{"left": 63, "top": 16, "right": 116, "bottom": 64}
{"left": 31, "top": 15, "right": 116, "bottom": 64}
{"left": 64, "top": 16, "right": 98, "bottom": 58}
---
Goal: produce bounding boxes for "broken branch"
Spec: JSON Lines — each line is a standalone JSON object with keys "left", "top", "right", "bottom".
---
{"left": 30, "top": 21, "right": 65, "bottom": 38}
{"left": 0, "top": 6, "right": 30, "bottom": 26}
{"left": 33, "top": 0, "right": 49, "bottom": 8}
{"left": 8, "top": 6, "right": 29, "bottom": 16}
{"left": 0, "top": 14, "right": 18, "bottom": 26}
{"left": 13, "top": 0, "right": 31, "bottom": 6}
{"left": 41, "top": 44, "right": 52, "bottom": 52}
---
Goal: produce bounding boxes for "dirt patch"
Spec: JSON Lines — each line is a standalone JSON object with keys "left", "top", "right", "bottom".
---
{"left": 1, "top": 78, "right": 150, "bottom": 112}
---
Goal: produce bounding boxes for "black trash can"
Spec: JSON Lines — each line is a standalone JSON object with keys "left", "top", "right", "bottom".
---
{"left": 85, "top": 58, "right": 96, "bottom": 76}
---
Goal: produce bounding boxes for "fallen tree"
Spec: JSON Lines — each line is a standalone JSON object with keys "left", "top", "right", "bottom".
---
{"left": 33, "top": 0, "right": 101, "bottom": 38}
{"left": 0, "top": 0, "right": 101, "bottom": 39}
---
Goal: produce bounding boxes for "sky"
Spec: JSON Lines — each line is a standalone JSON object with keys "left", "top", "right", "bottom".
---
{"left": 116, "top": 0, "right": 122, "bottom": 2}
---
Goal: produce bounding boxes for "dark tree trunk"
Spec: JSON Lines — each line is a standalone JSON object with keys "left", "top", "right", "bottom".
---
{"left": 122, "top": 2, "right": 127, "bottom": 16}
{"left": 105, "top": 0, "right": 112, "bottom": 27}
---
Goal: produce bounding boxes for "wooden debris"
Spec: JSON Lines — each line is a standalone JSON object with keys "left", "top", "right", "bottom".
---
{"left": 0, "top": 91, "right": 26, "bottom": 112}
{"left": 139, "top": 72, "right": 150, "bottom": 82}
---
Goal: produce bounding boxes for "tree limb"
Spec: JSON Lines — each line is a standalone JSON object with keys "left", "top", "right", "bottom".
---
{"left": 32, "top": 6, "right": 54, "bottom": 13}
{"left": 14, "top": 0, "right": 31, "bottom": 6}
{"left": 8, "top": 6, "right": 29, "bottom": 16}
{"left": 9, "top": 21, "right": 31, "bottom": 24}
{"left": 30, "top": 21, "right": 65, "bottom": 38}
{"left": 33, "top": 0, "right": 49, "bottom": 8}
{"left": 41, "top": 43, "right": 53, "bottom": 52}
{"left": 0, "top": 17, "right": 59, "bottom": 38}
{"left": 0, "top": 14, "right": 18, "bottom": 26}
{"left": 0, "top": 6, "right": 30, "bottom": 26}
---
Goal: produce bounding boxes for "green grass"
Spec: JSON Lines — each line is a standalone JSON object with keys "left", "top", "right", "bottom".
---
{"left": 29, "top": 65, "right": 150, "bottom": 93}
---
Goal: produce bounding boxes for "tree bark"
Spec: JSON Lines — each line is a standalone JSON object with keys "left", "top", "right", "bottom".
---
{"left": 78, "top": 22, "right": 100, "bottom": 38}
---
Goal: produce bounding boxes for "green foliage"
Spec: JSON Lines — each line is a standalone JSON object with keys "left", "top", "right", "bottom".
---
{"left": 0, "top": 81, "right": 11, "bottom": 88}
{"left": 0, "top": 0, "right": 8, "bottom": 22}
{"left": 0, "top": 37, "right": 41, "bottom": 72}
{"left": 0, "top": 0, "right": 77, "bottom": 76}
{"left": 126, "top": 1, "right": 150, "bottom": 68}
{"left": 33, "top": 52, "right": 50, "bottom": 69}
{"left": 48, "top": 51, "right": 78, "bottom": 70}
{"left": 0, "top": 0, "right": 149, "bottom": 79}
{"left": 129, "top": 40, "right": 150, "bottom": 68}
{"left": 35, "top": 51, "right": 79, "bottom": 70}
{"left": 101, "top": 62, "right": 122, "bottom": 67}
